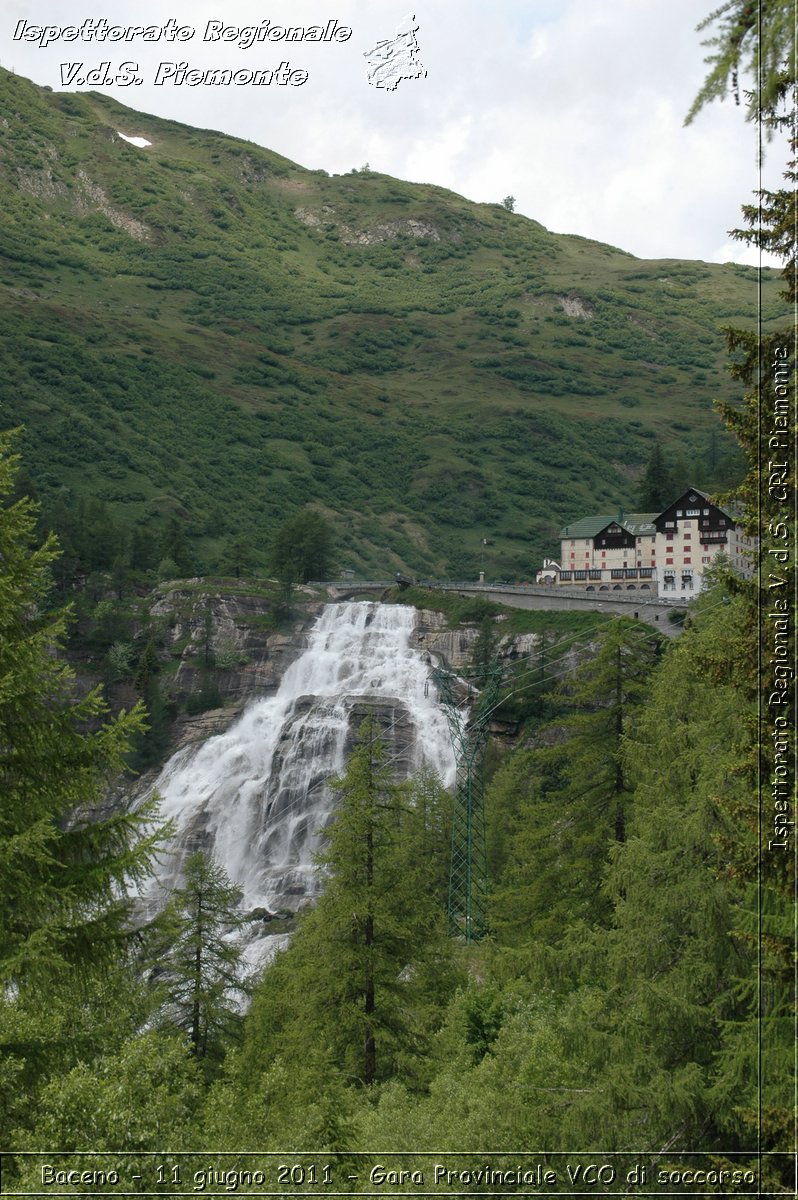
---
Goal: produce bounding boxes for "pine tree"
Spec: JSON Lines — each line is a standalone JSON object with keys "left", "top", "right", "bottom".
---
{"left": 269, "top": 508, "right": 333, "bottom": 587}
{"left": 242, "top": 719, "right": 453, "bottom": 1089}
{"left": 491, "top": 619, "right": 661, "bottom": 944}
{"left": 579, "top": 590, "right": 753, "bottom": 1149}
{"left": 153, "top": 851, "right": 249, "bottom": 1063}
{"left": 686, "top": 12, "right": 795, "bottom": 1185}
{"left": 0, "top": 430, "right": 160, "bottom": 986}
{"left": 636, "top": 441, "right": 671, "bottom": 509}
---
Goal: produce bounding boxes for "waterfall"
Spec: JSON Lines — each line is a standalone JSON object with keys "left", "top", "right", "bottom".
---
{"left": 141, "top": 602, "right": 455, "bottom": 959}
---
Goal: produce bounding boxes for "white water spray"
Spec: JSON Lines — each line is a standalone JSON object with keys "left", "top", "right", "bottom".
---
{"left": 143, "top": 602, "right": 455, "bottom": 949}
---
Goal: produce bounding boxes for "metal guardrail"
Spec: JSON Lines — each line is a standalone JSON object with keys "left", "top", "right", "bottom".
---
{"left": 315, "top": 580, "right": 684, "bottom": 607}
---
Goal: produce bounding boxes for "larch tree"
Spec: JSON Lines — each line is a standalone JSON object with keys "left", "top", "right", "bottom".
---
{"left": 296, "top": 718, "right": 447, "bottom": 1085}
{"left": 684, "top": 4, "right": 796, "bottom": 1184}
{"left": 586, "top": 588, "right": 754, "bottom": 1151}
{"left": 153, "top": 851, "right": 250, "bottom": 1064}
{"left": 490, "top": 619, "right": 661, "bottom": 945}
{"left": 240, "top": 718, "right": 454, "bottom": 1091}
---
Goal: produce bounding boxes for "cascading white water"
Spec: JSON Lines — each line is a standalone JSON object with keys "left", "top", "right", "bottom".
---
{"left": 142, "top": 602, "right": 455, "bottom": 957}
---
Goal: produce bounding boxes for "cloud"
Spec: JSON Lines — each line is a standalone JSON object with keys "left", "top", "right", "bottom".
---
{"left": 2, "top": 0, "right": 785, "bottom": 264}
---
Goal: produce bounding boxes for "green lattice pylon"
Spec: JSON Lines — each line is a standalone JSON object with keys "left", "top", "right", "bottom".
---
{"left": 432, "top": 659, "right": 503, "bottom": 941}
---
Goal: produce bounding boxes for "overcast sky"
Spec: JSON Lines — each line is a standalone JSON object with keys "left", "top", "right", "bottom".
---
{"left": 3, "top": 0, "right": 786, "bottom": 265}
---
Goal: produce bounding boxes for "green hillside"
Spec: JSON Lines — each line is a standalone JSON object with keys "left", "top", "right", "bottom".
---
{"left": 0, "top": 68, "right": 780, "bottom": 577}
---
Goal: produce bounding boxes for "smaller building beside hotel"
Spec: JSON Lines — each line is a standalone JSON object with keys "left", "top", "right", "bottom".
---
{"left": 539, "top": 487, "right": 756, "bottom": 600}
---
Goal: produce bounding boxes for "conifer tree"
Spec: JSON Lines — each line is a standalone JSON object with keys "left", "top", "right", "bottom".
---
{"left": 636, "top": 441, "right": 671, "bottom": 509}
{"left": 302, "top": 719, "right": 440, "bottom": 1084}
{"left": 583, "top": 590, "right": 753, "bottom": 1149}
{"left": 269, "top": 508, "right": 333, "bottom": 587}
{"left": 0, "top": 432, "right": 164, "bottom": 1143}
{"left": 131, "top": 634, "right": 175, "bottom": 768}
{"left": 686, "top": 1, "right": 794, "bottom": 129}
{"left": 684, "top": 11, "right": 796, "bottom": 1182}
{"left": 490, "top": 619, "right": 660, "bottom": 944}
{"left": 153, "top": 851, "right": 249, "bottom": 1063}
{"left": 0, "top": 430, "right": 160, "bottom": 986}
{"left": 241, "top": 719, "right": 453, "bottom": 1089}
{"left": 159, "top": 514, "right": 194, "bottom": 577}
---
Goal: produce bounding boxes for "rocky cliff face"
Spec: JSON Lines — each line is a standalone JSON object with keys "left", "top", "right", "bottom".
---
{"left": 136, "top": 589, "right": 587, "bottom": 767}
{"left": 413, "top": 607, "right": 542, "bottom": 667}
{"left": 146, "top": 582, "right": 322, "bottom": 752}
{"left": 153, "top": 583, "right": 321, "bottom": 700}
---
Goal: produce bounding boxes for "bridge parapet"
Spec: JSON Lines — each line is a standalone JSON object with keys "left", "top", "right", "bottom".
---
{"left": 316, "top": 580, "right": 684, "bottom": 635}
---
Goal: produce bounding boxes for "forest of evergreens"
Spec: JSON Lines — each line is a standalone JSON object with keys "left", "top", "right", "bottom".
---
{"left": 0, "top": 408, "right": 793, "bottom": 1193}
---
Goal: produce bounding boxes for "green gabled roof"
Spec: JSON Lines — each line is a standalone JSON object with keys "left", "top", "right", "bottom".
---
{"left": 621, "top": 513, "right": 658, "bottom": 534}
{"left": 559, "top": 512, "right": 658, "bottom": 539}
{"left": 560, "top": 515, "right": 618, "bottom": 539}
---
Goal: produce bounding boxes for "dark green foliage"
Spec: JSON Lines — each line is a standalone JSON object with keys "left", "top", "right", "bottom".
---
{"left": 636, "top": 440, "right": 671, "bottom": 508}
{"left": 159, "top": 515, "right": 195, "bottom": 578}
{"left": 183, "top": 603, "right": 223, "bottom": 713}
{"left": 292, "top": 721, "right": 454, "bottom": 1085}
{"left": 269, "top": 508, "right": 334, "bottom": 585}
{"left": 0, "top": 431, "right": 160, "bottom": 986}
{"left": 151, "top": 852, "right": 249, "bottom": 1064}
{"left": 10, "top": 1029, "right": 203, "bottom": 1184}
{"left": 0, "top": 66, "right": 773, "bottom": 580}
{"left": 2, "top": 8, "right": 794, "bottom": 1169}
{"left": 184, "top": 676, "right": 222, "bottom": 715}
{"left": 228, "top": 720, "right": 457, "bottom": 1105}
{"left": 0, "top": 433, "right": 168, "bottom": 1156}
{"left": 489, "top": 620, "right": 661, "bottom": 944}
{"left": 686, "top": 17, "right": 795, "bottom": 1181}
{"left": 584, "top": 592, "right": 756, "bottom": 1146}
{"left": 129, "top": 635, "right": 176, "bottom": 769}
{"left": 221, "top": 534, "right": 258, "bottom": 578}
{"left": 686, "top": 0, "right": 794, "bottom": 126}
{"left": 469, "top": 615, "right": 502, "bottom": 671}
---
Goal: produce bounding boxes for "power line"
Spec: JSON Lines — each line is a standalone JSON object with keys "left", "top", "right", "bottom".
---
{"left": 474, "top": 592, "right": 731, "bottom": 726}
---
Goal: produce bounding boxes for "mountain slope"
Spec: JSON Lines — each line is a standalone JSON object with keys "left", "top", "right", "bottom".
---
{"left": 0, "top": 69, "right": 780, "bottom": 576}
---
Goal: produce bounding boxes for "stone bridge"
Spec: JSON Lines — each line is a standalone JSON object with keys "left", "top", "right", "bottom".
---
{"left": 318, "top": 580, "right": 685, "bottom": 636}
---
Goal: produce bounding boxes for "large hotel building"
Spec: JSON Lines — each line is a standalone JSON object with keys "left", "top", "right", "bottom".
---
{"left": 537, "top": 487, "right": 756, "bottom": 601}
